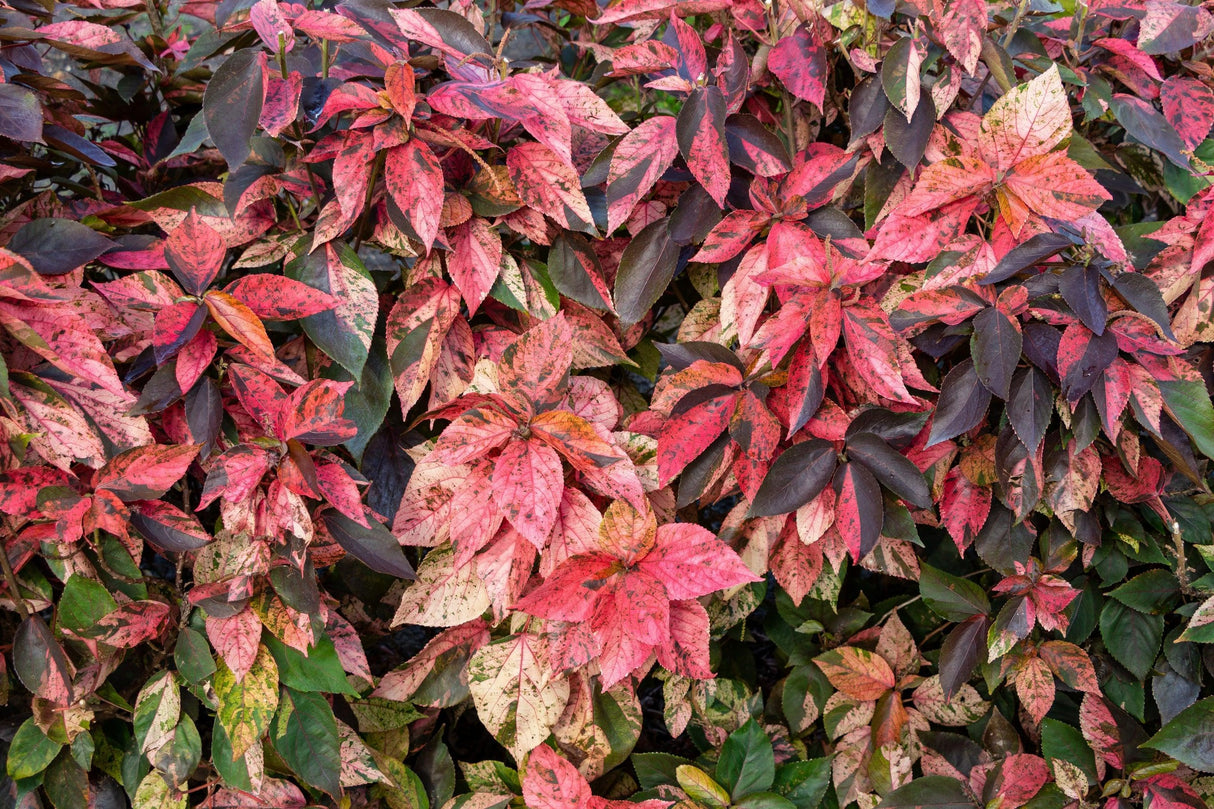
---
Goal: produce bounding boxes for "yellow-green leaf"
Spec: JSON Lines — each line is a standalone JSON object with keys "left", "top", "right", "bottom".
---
{"left": 214, "top": 643, "right": 279, "bottom": 759}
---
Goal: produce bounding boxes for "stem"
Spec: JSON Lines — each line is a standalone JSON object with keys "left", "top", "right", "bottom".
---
{"left": 351, "top": 151, "right": 385, "bottom": 251}
{"left": 0, "top": 539, "right": 30, "bottom": 620}
{"left": 277, "top": 34, "right": 289, "bottom": 80}
{"left": 1173, "top": 521, "right": 1197, "bottom": 596}
{"left": 145, "top": 0, "right": 166, "bottom": 41}
{"left": 320, "top": 40, "right": 330, "bottom": 79}
{"left": 1001, "top": 0, "right": 1032, "bottom": 48}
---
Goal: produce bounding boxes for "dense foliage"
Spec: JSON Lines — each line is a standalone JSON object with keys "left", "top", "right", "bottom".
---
{"left": 2, "top": 0, "right": 1214, "bottom": 807}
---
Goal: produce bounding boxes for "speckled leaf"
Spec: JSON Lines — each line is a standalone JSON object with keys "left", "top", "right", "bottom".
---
{"left": 468, "top": 634, "right": 570, "bottom": 760}
{"left": 214, "top": 644, "right": 279, "bottom": 759}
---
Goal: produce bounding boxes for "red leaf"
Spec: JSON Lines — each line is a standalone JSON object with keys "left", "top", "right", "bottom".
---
{"left": 691, "top": 210, "right": 769, "bottom": 263}
{"left": 814, "top": 646, "right": 896, "bottom": 701}
{"left": 998, "top": 152, "right": 1111, "bottom": 236}
{"left": 507, "top": 142, "right": 594, "bottom": 230}
{"left": 129, "top": 500, "right": 211, "bottom": 551}
{"left": 260, "top": 71, "right": 302, "bottom": 138}
{"left": 198, "top": 445, "right": 274, "bottom": 509}
{"left": 432, "top": 407, "right": 519, "bottom": 465}
{"left": 175, "top": 329, "right": 217, "bottom": 393}
{"left": 152, "top": 299, "right": 207, "bottom": 364}
{"left": 499, "top": 314, "right": 574, "bottom": 410}
{"left": 207, "top": 609, "right": 262, "bottom": 682}
{"left": 448, "top": 217, "right": 501, "bottom": 315}
{"left": 933, "top": 0, "right": 985, "bottom": 73}
{"left": 250, "top": 0, "right": 294, "bottom": 52}
{"left": 641, "top": 522, "right": 760, "bottom": 600}
{"left": 94, "top": 444, "right": 200, "bottom": 502}
{"left": 385, "top": 140, "right": 445, "bottom": 252}
{"left": 1015, "top": 655, "right": 1055, "bottom": 726}
{"left": 676, "top": 86, "right": 731, "bottom": 207}
{"left": 386, "top": 278, "right": 463, "bottom": 417}
{"left": 523, "top": 744, "right": 592, "bottom": 809}
{"left": 278, "top": 379, "right": 357, "bottom": 445}
{"left": 977, "top": 65, "right": 1072, "bottom": 173}
{"left": 833, "top": 461, "right": 883, "bottom": 562}
{"left": 614, "top": 569, "right": 670, "bottom": 646}
{"left": 204, "top": 290, "right": 276, "bottom": 359}
{"left": 316, "top": 463, "right": 369, "bottom": 527}
{"left": 0, "top": 302, "right": 126, "bottom": 396}
{"left": 90, "top": 601, "right": 172, "bottom": 648}
{"left": 606, "top": 116, "right": 679, "bottom": 233}
{"left": 842, "top": 303, "right": 917, "bottom": 404}
{"left": 227, "top": 363, "right": 288, "bottom": 436}
{"left": 1161, "top": 76, "right": 1214, "bottom": 150}
{"left": 491, "top": 438, "right": 564, "bottom": 546}
{"left": 516, "top": 553, "right": 618, "bottom": 623}
{"left": 164, "top": 209, "right": 225, "bottom": 294}
{"left": 939, "top": 467, "right": 991, "bottom": 553}
{"left": 656, "top": 599, "right": 712, "bottom": 679}
{"left": 224, "top": 274, "right": 336, "bottom": 319}
{"left": 656, "top": 391, "right": 738, "bottom": 486}
{"left": 597, "top": 499, "right": 658, "bottom": 561}
{"left": 768, "top": 25, "right": 828, "bottom": 108}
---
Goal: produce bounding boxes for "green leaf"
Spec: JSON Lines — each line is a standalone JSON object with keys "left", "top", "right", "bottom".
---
{"left": 209, "top": 721, "right": 255, "bottom": 793}
{"left": 735, "top": 793, "right": 798, "bottom": 809}
{"left": 374, "top": 758, "right": 431, "bottom": 809}
{"left": 6, "top": 718, "right": 62, "bottom": 779}
{"left": 328, "top": 332, "right": 392, "bottom": 462}
{"left": 919, "top": 564, "right": 990, "bottom": 621}
{"left": 877, "top": 775, "right": 977, "bottom": 809}
{"left": 263, "top": 629, "right": 358, "bottom": 695}
{"left": 133, "top": 671, "right": 181, "bottom": 755}
{"left": 58, "top": 575, "right": 117, "bottom": 633}
{"left": 1041, "top": 718, "right": 1097, "bottom": 782}
{"left": 43, "top": 750, "right": 89, "bottom": 809}
{"left": 677, "top": 765, "right": 730, "bottom": 807}
{"left": 1100, "top": 600, "right": 1164, "bottom": 681}
{"left": 633, "top": 752, "right": 692, "bottom": 789}
{"left": 1143, "top": 696, "right": 1214, "bottom": 772}
{"left": 773, "top": 757, "right": 832, "bottom": 809}
{"left": 173, "top": 628, "right": 216, "bottom": 684}
{"left": 149, "top": 716, "right": 201, "bottom": 787}
{"left": 716, "top": 718, "right": 775, "bottom": 801}
{"left": 1108, "top": 568, "right": 1180, "bottom": 615}
{"left": 271, "top": 687, "right": 342, "bottom": 798}
{"left": 286, "top": 241, "right": 377, "bottom": 378}
{"left": 1158, "top": 380, "right": 1214, "bottom": 463}
{"left": 133, "top": 771, "right": 186, "bottom": 809}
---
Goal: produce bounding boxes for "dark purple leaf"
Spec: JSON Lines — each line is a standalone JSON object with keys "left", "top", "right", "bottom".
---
{"left": 1007, "top": 366, "right": 1052, "bottom": 450}
{"left": 845, "top": 432, "right": 932, "bottom": 508}
{"left": 749, "top": 439, "right": 837, "bottom": 516}
{"left": 548, "top": 233, "right": 612, "bottom": 310}
{"left": 8, "top": 218, "right": 114, "bottom": 276}
{"left": 322, "top": 511, "right": 416, "bottom": 579}
{"left": 970, "top": 307, "right": 1022, "bottom": 400}
{"left": 927, "top": 360, "right": 992, "bottom": 447}
{"left": 939, "top": 616, "right": 989, "bottom": 699}
{"left": 1113, "top": 272, "right": 1175, "bottom": 340}
{"left": 203, "top": 48, "right": 265, "bottom": 170}
{"left": 1058, "top": 264, "right": 1108, "bottom": 335}
{"left": 0, "top": 83, "right": 43, "bottom": 143}
{"left": 883, "top": 94, "right": 934, "bottom": 168}
{"left": 613, "top": 219, "right": 681, "bottom": 325}
{"left": 983, "top": 233, "right": 1074, "bottom": 284}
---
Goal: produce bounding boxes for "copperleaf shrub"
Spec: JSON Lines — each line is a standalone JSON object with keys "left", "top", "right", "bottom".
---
{"left": 1, "top": 0, "right": 1214, "bottom": 806}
